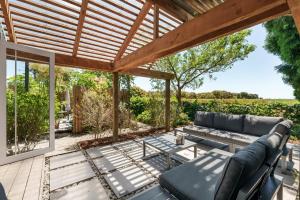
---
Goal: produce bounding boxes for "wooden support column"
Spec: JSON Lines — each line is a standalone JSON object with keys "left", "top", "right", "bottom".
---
{"left": 165, "top": 79, "right": 171, "bottom": 132}
{"left": 73, "top": 85, "right": 83, "bottom": 134}
{"left": 113, "top": 72, "right": 119, "bottom": 141}
{"left": 153, "top": 4, "right": 159, "bottom": 39}
{"left": 288, "top": 0, "right": 300, "bottom": 33}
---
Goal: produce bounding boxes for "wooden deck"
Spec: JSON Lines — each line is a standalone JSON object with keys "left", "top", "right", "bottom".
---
{"left": 0, "top": 156, "right": 44, "bottom": 200}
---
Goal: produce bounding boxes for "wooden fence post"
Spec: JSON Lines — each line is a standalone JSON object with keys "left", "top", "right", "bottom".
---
{"left": 113, "top": 72, "right": 119, "bottom": 141}
{"left": 165, "top": 79, "right": 171, "bottom": 132}
{"left": 73, "top": 85, "right": 83, "bottom": 134}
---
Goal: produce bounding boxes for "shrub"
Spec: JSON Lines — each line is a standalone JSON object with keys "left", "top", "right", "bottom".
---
{"left": 172, "top": 112, "right": 190, "bottom": 127}
{"left": 6, "top": 76, "right": 50, "bottom": 152}
{"left": 136, "top": 110, "right": 152, "bottom": 124}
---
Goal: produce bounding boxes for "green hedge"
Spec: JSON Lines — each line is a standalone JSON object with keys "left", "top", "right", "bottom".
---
{"left": 130, "top": 97, "right": 300, "bottom": 139}
{"left": 182, "top": 99, "right": 300, "bottom": 124}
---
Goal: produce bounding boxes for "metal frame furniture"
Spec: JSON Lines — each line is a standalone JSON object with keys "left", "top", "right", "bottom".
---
{"left": 143, "top": 134, "right": 197, "bottom": 169}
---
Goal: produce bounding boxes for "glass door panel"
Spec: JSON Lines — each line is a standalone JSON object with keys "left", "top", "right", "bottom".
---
{"left": 4, "top": 46, "right": 53, "bottom": 159}
{"left": 0, "top": 41, "right": 54, "bottom": 165}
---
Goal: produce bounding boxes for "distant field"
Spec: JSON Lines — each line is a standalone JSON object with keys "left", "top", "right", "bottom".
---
{"left": 183, "top": 98, "right": 299, "bottom": 105}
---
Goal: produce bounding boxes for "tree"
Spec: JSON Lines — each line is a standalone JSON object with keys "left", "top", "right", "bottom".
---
{"left": 152, "top": 30, "right": 255, "bottom": 107}
{"left": 264, "top": 16, "right": 300, "bottom": 99}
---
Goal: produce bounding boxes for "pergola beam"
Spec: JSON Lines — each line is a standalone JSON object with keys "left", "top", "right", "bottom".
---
{"left": 288, "top": 0, "right": 300, "bottom": 33}
{"left": 55, "top": 54, "right": 113, "bottom": 71}
{"left": 124, "top": 68, "right": 174, "bottom": 79}
{"left": 6, "top": 49, "right": 174, "bottom": 80}
{"left": 72, "top": 0, "right": 88, "bottom": 57}
{"left": 114, "top": 1, "right": 152, "bottom": 61}
{"left": 114, "top": 0, "right": 289, "bottom": 71}
{"left": 0, "top": 0, "right": 16, "bottom": 42}
{"left": 153, "top": 0, "right": 192, "bottom": 22}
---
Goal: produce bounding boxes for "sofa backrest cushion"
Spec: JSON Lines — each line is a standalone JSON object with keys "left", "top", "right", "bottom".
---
{"left": 214, "top": 113, "right": 244, "bottom": 132}
{"left": 243, "top": 115, "right": 283, "bottom": 136}
{"left": 214, "top": 141, "right": 266, "bottom": 200}
{"left": 194, "top": 111, "right": 214, "bottom": 127}
{"left": 257, "top": 119, "right": 293, "bottom": 166}
{"left": 271, "top": 120, "right": 293, "bottom": 149}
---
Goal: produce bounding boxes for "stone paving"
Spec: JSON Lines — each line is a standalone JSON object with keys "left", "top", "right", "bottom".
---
{"left": 46, "top": 132, "right": 300, "bottom": 200}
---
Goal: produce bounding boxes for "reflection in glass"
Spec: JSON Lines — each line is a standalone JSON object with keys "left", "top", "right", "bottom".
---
{"left": 6, "top": 49, "right": 50, "bottom": 156}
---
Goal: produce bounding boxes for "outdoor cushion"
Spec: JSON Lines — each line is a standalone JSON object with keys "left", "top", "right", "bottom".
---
{"left": 214, "top": 141, "right": 266, "bottom": 200}
{"left": 243, "top": 115, "right": 283, "bottom": 136}
{"left": 0, "top": 183, "right": 7, "bottom": 200}
{"left": 213, "top": 113, "right": 244, "bottom": 132}
{"left": 270, "top": 120, "right": 293, "bottom": 149}
{"left": 159, "top": 150, "right": 230, "bottom": 200}
{"left": 208, "top": 129, "right": 258, "bottom": 145}
{"left": 183, "top": 125, "right": 214, "bottom": 136}
{"left": 194, "top": 111, "right": 214, "bottom": 128}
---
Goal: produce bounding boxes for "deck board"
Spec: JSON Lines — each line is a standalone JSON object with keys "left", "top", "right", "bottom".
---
{"left": 1, "top": 160, "right": 22, "bottom": 194}
{"left": 23, "top": 156, "right": 44, "bottom": 200}
{"left": 8, "top": 158, "right": 34, "bottom": 200}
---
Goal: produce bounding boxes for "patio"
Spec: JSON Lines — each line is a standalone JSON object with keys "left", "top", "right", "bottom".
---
{"left": 0, "top": 132, "right": 299, "bottom": 200}
{"left": 0, "top": 0, "right": 300, "bottom": 199}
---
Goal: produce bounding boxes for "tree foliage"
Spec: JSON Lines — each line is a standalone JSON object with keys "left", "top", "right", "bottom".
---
{"left": 264, "top": 16, "right": 300, "bottom": 99}
{"left": 152, "top": 30, "right": 255, "bottom": 106}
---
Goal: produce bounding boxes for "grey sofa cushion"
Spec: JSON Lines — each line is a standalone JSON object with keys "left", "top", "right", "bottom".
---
{"left": 214, "top": 141, "right": 266, "bottom": 200}
{"left": 194, "top": 111, "right": 214, "bottom": 127}
{"left": 159, "top": 151, "right": 230, "bottom": 200}
{"left": 270, "top": 120, "right": 293, "bottom": 149}
{"left": 257, "top": 120, "right": 293, "bottom": 166}
{"left": 243, "top": 115, "right": 283, "bottom": 136}
{"left": 214, "top": 113, "right": 244, "bottom": 132}
{"left": 0, "top": 183, "right": 7, "bottom": 200}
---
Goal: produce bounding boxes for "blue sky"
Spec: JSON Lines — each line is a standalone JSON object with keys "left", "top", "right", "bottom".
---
{"left": 134, "top": 24, "right": 295, "bottom": 99}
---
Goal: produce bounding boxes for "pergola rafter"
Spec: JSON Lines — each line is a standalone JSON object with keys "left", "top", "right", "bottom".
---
{"left": 0, "top": 0, "right": 15, "bottom": 42}
{"left": 72, "top": 0, "right": 88, "bottom": 57}
{"left": 114, "top": 0, "right": 290, "bottom": 71}
{"left": 115, "top": 0, "right": 153, "bottom": 61}
{"left": 1, "top": 0, "right": 299, "bottom": 139}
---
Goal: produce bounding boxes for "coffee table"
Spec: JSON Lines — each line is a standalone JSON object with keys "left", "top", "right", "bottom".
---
{"left": 143, "top": 134, "right": 197, "bottom": 169}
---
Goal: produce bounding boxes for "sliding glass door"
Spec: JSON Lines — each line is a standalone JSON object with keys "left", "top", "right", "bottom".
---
{"left": 0, "top": 41, "right": 55, "bottom": 165}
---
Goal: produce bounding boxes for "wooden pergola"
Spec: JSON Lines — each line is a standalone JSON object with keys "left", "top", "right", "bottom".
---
{"left": 0, "top": 0, "right": 299, "bottom": 139}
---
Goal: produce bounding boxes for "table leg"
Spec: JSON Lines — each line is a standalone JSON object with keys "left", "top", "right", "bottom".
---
{"left": 277, "top": 182, "right": 283, "bottom": 200}
{"left": 167, "top": 154, "right": 171, "bottom": 169}
{"left": 229, "top": 143, "right": 236, "bottom": 153}
{"left": 194, "top": 145, "right": 197, "bottom": 158}
{"left": 143, "top": 141, "right": 146, "bottom": 157}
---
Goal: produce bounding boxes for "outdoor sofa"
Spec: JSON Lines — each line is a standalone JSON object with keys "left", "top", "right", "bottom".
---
{"left": 130, "top": 115, "right": 292, "bottom": 200}
{"left": 177, "top": 112, "right": 293, "bottom": 170}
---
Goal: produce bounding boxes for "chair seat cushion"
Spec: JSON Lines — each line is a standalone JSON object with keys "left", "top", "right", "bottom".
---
{"left": 183, "top": 125, "right": 214, "bottom": 137}
{"left": 159, "top": 151, "right": 230, "bottom": 200}
{"left": 243, "top": 115, "right": 283, "bottom": 136}
{"left": 214, "top": 113, "right": 244, "bottom": 132}
{"left": 194, "top": 111, "right": 214, "bottom": 128}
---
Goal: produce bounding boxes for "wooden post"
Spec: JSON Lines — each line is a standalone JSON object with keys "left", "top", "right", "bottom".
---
{"left": 165, "top": 79, "right": 171, "bottom": 132}
{"left": 113, "top": 72, "right": 119, "bottom": 141}
{"left": 288, "top": 0, "right": 300, "bottom": 34}
{"left": 153, "top": 4, "right": 159, "bottom": 39}
{"left": 73, "top": 85, "right": 83, "bottom": 134}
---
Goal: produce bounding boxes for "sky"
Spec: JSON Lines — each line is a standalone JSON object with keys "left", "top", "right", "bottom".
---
{"left": 134, "top": 24, "right": 295, "bottom": 99}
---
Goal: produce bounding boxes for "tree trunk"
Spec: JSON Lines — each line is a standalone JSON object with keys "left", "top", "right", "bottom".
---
{"left": 176, "top": 87, "right": 182, "bottom": 109}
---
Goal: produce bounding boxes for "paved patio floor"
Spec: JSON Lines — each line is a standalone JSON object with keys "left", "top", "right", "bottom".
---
{"left": 0, "top": 132, "right": 299, "bottom": 200}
